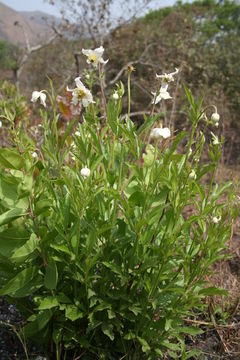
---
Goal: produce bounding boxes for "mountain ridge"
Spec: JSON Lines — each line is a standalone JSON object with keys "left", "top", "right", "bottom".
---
{"left": 0, "top": 2, "right": 59, "bottom": 47}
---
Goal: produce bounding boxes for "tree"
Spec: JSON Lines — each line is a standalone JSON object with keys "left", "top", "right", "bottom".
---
{"left": 0, "top": 40, "right": 21, "bottom": 81}
{"left": 49, "top": 0, "right": 154, "bottom": 44}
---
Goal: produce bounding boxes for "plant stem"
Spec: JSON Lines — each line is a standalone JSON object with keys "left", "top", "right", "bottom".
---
{"left": 127, "top": 71, "right": 131, "bottom": 119}
{"left": 98, "top": 63, "right": 107, "bottom": 122}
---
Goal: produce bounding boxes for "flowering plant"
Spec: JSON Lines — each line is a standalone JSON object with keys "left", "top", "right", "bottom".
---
{"left": 0, "top": 47, "right": 238, "bottom": 360}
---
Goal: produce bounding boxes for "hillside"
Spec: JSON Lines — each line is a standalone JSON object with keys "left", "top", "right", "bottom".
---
{"left": 0, "top": 2, "right": 57, "bottom": 47}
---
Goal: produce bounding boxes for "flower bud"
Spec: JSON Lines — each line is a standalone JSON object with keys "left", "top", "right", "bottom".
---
{"left": 113, "top": 92, "right": 119, "bottom": 100}
{"left": 212, "top": 216, "right": 221, "bottom": 224}
{"left": 211, "top": 112, "right": 220, "bottom": 123}
{"left": 75, "top": 131, "right": 80, "bottom": 137}
{"left": 32, "top": 152, "right": 38, "bottom": 159}
{"left": 80, "top": 167, "right": 90, "bottom": 179}
{"left": 189, "top": 170, "right": 196, "bottom": 179}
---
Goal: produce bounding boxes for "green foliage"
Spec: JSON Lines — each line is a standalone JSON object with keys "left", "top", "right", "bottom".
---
{"left": 0, "top": 81, "right": 30, "bottom": 135}
{"left": 0, "top": 40, "right": 20, "bottom": 71}
{"left": 0, "top": 70, "right": 238, "bottom": 359}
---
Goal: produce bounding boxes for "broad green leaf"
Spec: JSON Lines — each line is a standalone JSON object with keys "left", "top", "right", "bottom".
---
{"left": 101, "top": 323, "right": 114, "bottom": 341}
{"left": 0, "top": 266, "right": 39, "bottom": 296}
{"left": 137, "top": 337, "right": 150, "bottom": 353}
{"left": 0, "top": 207, "right": 27, "bottom": 226}
{"left": 129, "top": 305, "right": 141, "bottom": 316}
{"left": 0, "top": 148, "right": 24, "bottom": 170}
{"left": 0, "top": 227, "right": 29, "bottom": 257}
{"left": 37, "top": 296, "right": 59, "bottom": 310}
{"left": 129, "top": 191, "right": 145, "bottom": 206}
{"left": 35, "top": 199, "right": 52, "bottom": 215}
{"left": 0, "top": 176, "right": 28, "bottom": 210}
{"left": 10, "top": 233, "right": 39, "bottom": 263}
{"left": 17, "top": 175, "right": 33, "bottom": 199}
{"left": 107, "top": 309, "right": 116, "bottom": 319}
{"left": 44, "top": 261, "right": 58, "bottom": 290}
{"left": 65, "top": 305, "right": 83, "bottom": 321}
{"left": 23, "top": 310, "right": 53, "bottom": 338}
{"left": 53, "top": 326, "right": 62, "bottom": 345}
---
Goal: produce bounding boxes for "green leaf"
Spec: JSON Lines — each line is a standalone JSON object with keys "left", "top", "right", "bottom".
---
{"left": 199, "top": 287, "right": 228, "bottom": 296}
{"left": 0, "top": 148, "right": 24, "bottom": 170}
{"left": 107, "top": 99, "right": 118, "bottom": 134}
{"left": 0, "top": 227, "right": 29, "bottom": 257}
{"left": 23, "top": 310, "right": 53, "bottom": 338}
{"left": 107, "top": 309, "right": 116, "bottom": 319}
{"left": 179, "top": 326, "right": 203, "bottom": 335}
{"left": 53, "top": 326, "right": 62, "bottom": 345}
{"left": 129, "top": 305, "right": 141, "bottom": 316}
{"left": 137, "top": 337, "right": 150, "bottom": 353}
{"left": 0, "top": 207, "right": 27, "bottom": 226}
{"left": 65, "top": 305, "right": 83, "bottom": 321}
{"left": 185, "top": 349, "right": 201, "bottom": 359}
{"left": 211, "top": 181, "right": 232, "bottom": 201}
{"left": 10, "top": 233, "right": 39, "bottom": 263}
{"left": 17, "top": 175, "right": 32, "bottom": 199}
{"left": 101, "top": 323, "right": 114, "bottom": 341}
{"left": 161, "top": 340, "right": 181, "bottom": 351}
{"left": 0, "top": 176, "right": 28, "bottom": 210}
{"left": 0, "top": 266, "right": 39, "bottom": 296}
{"left": 44, "top": 261, "right": 58, "bottom": 290}
{"left": 137, "top": 113, "right": 161, "bottom": 135}
{"left": 37, "top": 296, "right": 59, "bottom": 310}
{"left": 129, "top": 191, "right": 145, "bottom": 206}
{"left": 35, "top": 199, "right": 52, "bottom": 215}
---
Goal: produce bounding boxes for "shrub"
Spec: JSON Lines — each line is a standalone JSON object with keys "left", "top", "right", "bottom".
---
{"left": 0, "top": 48, "right": 238, "bottom": 359}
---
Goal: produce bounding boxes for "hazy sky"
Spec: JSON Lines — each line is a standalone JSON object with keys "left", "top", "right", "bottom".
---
{"left": 0, "top": 0, "right": 62, "bottom": 16}
{"left": 0, "top": 0, "right": 177, "bottom": 17}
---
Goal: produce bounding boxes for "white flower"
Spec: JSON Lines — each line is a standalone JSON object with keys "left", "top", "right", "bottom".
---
{"left": 152, "top": 86, "right": 172, "bottom": 104}
{"left": 80, "top": 167, "right": 91, "bottom": 179}
{"left": 211, "top": 132, "right": 220, "bottom": 145}
{"left": 75, "top": 130, "right": 81, "bottom": 137}
{"left": 150, "top": 127, "right": 171, "bottom": 140}
{"left": 82, "top": 46, "right": 108, "bottom": 68}
{"left": 113, "top": 91, "right": 119, "bottom": 100}
{"left": 31, "top": 90, "right": 47, "bottom": 107}
{"left": 156, "top": 68, "right": 179, "bottom": 83}
{"left": 212, "top": 215, "right": 221, "bottom": 224}
{"left": 67, "top": 77, "right": 95, "bottom": 108}
{"left": 32, "top": 151, "right": 38, "bottom": 159}
{"left": 211, "top": 112, "right": 220, "bottom": 124}
{"left": 189, "top": 169, "right": 197, "bottom": 179}
{"left": 85, "top": 74, "right": 90, "bottom": 79}
{"left": 0, "top": 120, "right": 2, "bottom": 128}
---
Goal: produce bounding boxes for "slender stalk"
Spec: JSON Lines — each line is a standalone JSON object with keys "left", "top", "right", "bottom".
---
{"left": 98, "top": 63, "right": 107, "bottom": 122}
{"left": 127, "top": 71, "right": 131, "bottom": 119}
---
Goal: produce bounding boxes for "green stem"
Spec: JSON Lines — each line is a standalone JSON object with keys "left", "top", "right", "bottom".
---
{"left": 98, "top": 63, "right": 107, "bottom": 122}
{"left": 127, "top": 72, "right": 131, "bottom": 119}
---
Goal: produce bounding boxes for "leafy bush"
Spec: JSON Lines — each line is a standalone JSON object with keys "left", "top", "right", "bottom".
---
{"left": 0, "top": 48, "right": 238, "bottom": 359}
